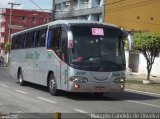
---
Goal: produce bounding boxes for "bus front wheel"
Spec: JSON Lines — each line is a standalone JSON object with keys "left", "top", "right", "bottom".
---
{"left": 48, "top": 74, "right": 59, "bottom": 96}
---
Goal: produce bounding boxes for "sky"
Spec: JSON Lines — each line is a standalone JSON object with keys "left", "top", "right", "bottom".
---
{"left": 0, "top": 0, "right": 52, "bottom": 11}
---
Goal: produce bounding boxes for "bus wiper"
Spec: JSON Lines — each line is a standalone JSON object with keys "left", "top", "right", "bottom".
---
{"left": 78, "top": 56, "right": 101, "bottom": 68}
{"left": 92, "top": 60, "right": 123, "bottom": 68}
{"left": 95, "top": 60, "right": 124, "bottom": 69}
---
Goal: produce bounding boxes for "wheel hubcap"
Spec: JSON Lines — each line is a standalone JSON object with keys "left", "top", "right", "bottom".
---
{"left": 49, "top": 78, "right": 55, "bottom": 91}
{"left": 19, "top": 74, "right": 22, "bottom": 83}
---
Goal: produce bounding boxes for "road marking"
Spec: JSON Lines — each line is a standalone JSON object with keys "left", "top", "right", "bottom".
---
{"left": 37, "top": 97, "right": 57, "bottom": 104}
{"left": 127, "top": 100, "right": 160, "bottom": 108}
{"left": 0, "top": 84, "right": 9, "bottom": 88}
{"left": 125, "top": 89, "right": 160, "bottom": 96}
{"left": 74, "top": 109, "right": 88, "bottom": 113}
{"left": 15, "top": 90, "right": 27, "bottom": 94}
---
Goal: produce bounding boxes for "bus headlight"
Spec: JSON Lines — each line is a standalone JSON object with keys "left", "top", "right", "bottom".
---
{"left": 114, "top": 77, "right": 125, "bottom": 83}
{"left": 69, "top": 76, "right": 88, "bottom": 83}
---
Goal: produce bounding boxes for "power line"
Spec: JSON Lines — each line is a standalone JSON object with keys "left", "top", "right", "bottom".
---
{"left": 8, "top": 2, "right": 21, "bottom": 42}
{"left": 29, "top": 0, "right": 52, "bottom": 18}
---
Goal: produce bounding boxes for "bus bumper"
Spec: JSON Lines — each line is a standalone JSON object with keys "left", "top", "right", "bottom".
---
{"left": 68, "top": 82, "right": 125, "bottom": 93}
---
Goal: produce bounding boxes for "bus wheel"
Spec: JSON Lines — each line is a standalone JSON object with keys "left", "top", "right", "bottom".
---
{"left": 18, "top": 70, "right": 25, "bottom": 86}
{"left": 49, "top": 74, "right": 59, "bottom": 96}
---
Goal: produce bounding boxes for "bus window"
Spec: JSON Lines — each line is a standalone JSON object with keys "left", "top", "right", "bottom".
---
{"left": 38, "top": 29, "right": 47, "bottom": 47}
{"left": 11, "top": 36, "right": 18, "bottom": 49}
{"left": 24, "top": 34, "right": 27, "bottom": 48}
{"left": 61, "top": 29, "right": 68, "bottom": 63}
{"left": 27, "top": 32, "right": 34, "bottom": 48}
{"left": 19, "top": 34, "right": 25, "bottom": 49}
{"left": 47, "top": 27, "right": 61, "bottom": 53}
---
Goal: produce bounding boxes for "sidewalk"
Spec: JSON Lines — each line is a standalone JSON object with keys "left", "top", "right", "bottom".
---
{"left": 126, "top": 72, "right": 160, "bottom": 83}
{"left": 126, "top": 72, "right": 160, "bottom": 94}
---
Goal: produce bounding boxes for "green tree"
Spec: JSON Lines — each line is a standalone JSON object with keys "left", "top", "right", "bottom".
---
{"left": 4, "top": 42, "right": 11, "bottom": 54}
{"left": 134, "top": 32, "right": 160, "bottom": 80}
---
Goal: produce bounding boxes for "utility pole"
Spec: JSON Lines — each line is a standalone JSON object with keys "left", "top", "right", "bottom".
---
{"left": 8, "top": 2, "right": 21, "bottom": 42}
{"left": 7, "top": 2, "right": 21, "bottom": 64}
{"left": 52, "top": 0, "right": 56, "bottom": 21}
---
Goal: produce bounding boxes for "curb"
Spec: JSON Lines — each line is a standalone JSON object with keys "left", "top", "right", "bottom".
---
{"left": 125, "top": 89, "right": 160, "bottom": 96}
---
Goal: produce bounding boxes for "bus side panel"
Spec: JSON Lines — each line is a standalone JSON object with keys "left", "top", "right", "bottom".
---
{"left": 27, "top": 47, "right": 48, "bottom": 86}
{"left": 46, "top": 50, "right": 61, "bottom": 89}
{"left": 10, "top": 49, "right": 30, "bottom": 81}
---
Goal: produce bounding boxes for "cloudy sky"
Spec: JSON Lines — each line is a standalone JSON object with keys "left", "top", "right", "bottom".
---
{"left": 0, "top": 0, "right": 52, "bottom": 11}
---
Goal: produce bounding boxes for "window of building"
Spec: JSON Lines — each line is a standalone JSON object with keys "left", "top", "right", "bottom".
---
{"left": 150, "top": 17, "right": 154, "bottom": 21}
{"left": 56, "top": 3, "right": 61, "bottom": 10}
{"left": 137, "top": 16, "right": 140, "bottom": 20}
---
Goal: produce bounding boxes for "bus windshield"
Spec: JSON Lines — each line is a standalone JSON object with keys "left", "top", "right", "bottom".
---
{"left": 70, "top": 25, "right": 126, "bottom": 72}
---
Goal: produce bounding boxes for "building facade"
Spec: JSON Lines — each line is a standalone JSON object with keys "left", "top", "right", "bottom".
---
{"left": 0, "top": 9, "right": 52, "bottom": 45}
{"left": 104, "top": 0, "right": 160, "bottom": 77}
{"left": 105, "top": 0, "right": 160, "bottom": 33}
{"left": 55, "top": 0, "right": 105, "bottom": 22}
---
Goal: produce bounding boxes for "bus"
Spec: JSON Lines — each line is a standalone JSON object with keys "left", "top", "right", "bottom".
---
{"left": 10, "top": 20, "right": 134, "bottom": 96}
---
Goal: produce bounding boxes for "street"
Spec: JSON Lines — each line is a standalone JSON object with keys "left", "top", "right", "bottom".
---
{"left": 0, "top": 67, "right": 160, "bottom": 118}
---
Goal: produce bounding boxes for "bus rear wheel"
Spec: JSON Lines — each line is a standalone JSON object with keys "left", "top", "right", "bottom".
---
{"left": 48, "top": 74, "right": 59, "bottom": 96}
{"left": 18, "top": 70, "right": 26, "bottom": 86}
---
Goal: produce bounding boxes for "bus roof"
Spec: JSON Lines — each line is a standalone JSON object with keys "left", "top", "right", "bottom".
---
{"left": 49, "top": 20, "right": 119, "bottom": 28}
{"left": 11, "top": 20, "right": 120, "bottom": 37}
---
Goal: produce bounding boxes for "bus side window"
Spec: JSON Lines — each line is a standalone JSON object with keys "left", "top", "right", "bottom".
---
{"left": 24, "top": 34, "right": 27, "bottom": 48}
{"left": 61, "top": 29, "right": 68, "bottom": 63}
{"left": 11, "top": 36, "right": 17, "bottom": 49}
{"left": 33, "top": 31, "right": 38, "bottom": 47}
{"left": 38, "top": 29, "right": 47, "bottom": 47}
{"left": 47, "top": 27, "right": 61, "bottom": 51}
{"left": 19, "top": 34, "right": 25, "bottom": 49}
{"left": 27, "top": 31, "right": 34, "bottom": 48}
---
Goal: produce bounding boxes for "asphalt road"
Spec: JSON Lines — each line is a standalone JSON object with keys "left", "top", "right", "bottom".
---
{"left": 0, "top": 67, "right": 160, "bottom": 118}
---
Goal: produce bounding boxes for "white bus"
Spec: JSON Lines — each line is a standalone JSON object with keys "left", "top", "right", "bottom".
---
{"left": 10, "top": 20, "right": 133, "bottom": 96}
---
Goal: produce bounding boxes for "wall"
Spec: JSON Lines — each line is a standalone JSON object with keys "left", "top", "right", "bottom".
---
{"left": 125, "top": 51, "right": 160, "bottom": 77}
{"left": 105, "top": 0, "right": 160, "bottom": 32}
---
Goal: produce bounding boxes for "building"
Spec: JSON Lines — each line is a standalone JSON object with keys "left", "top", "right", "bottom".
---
{"left": 104, "top": 0, "right": 160, "bottom": 77}
{"left": 0, "top": 9, "right": 52, "bottom": 45}
{"left": 105, "top": 0, "right": 160, "bottom": 33}
{"left": 55, "top": 0, "right": 105, "bottom": 22}
{"left": 54, "top": 0, "right": 160, "bottom": 77}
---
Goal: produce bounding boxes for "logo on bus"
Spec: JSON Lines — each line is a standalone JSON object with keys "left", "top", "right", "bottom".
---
{"left": 25, "top": 52, "right": 40, "bottom": 60}
{"left": 76, "top": 72, "right": 86, "bottom": 76}
{"left": 112, "top": 72, "right": 125, "bottom": 77}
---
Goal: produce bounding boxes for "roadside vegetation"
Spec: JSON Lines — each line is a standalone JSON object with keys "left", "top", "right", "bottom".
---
{"left": 125, "top": 78, "right": 160, "bottom": 94}
{"left": 134, "top": 32, "right": 160, "bottom": 81}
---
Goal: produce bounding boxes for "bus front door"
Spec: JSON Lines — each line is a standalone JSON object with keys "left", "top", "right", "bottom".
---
{"left": 60, "top": 61, "right": 68, "bottom": 91}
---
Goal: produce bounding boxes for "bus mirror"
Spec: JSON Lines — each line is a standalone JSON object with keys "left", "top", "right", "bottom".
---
{"left": 127, "top": 34, "right": 134, "bottom": 51}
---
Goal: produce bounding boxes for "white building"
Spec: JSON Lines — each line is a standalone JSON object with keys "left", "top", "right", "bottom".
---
{"left": 126, "top": 51, "right": 160, "bottom": 77}
{"left": 55, "top": 0, "right": 105, "bottom": 22}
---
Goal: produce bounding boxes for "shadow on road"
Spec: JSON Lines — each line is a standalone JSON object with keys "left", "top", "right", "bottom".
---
{"left": 16, "top": 81, "right": 160, "bottom": 101}
{"left": 63, "top": 91, "right": 160, "bottom": 101}
{"left": 16, "top": 81, "right": 49, "bottom": 93}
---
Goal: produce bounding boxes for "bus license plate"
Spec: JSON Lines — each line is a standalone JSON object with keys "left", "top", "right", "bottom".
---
{"left": 95, "top": 87, "right": 105, "bottom": 91}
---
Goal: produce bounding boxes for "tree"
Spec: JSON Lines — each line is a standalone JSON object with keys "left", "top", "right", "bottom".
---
{"left": 4, "top": 42, "right": 11, "bottom": 54}
{"left": 134, "top": 32, "right": 160, "bottom": 80}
